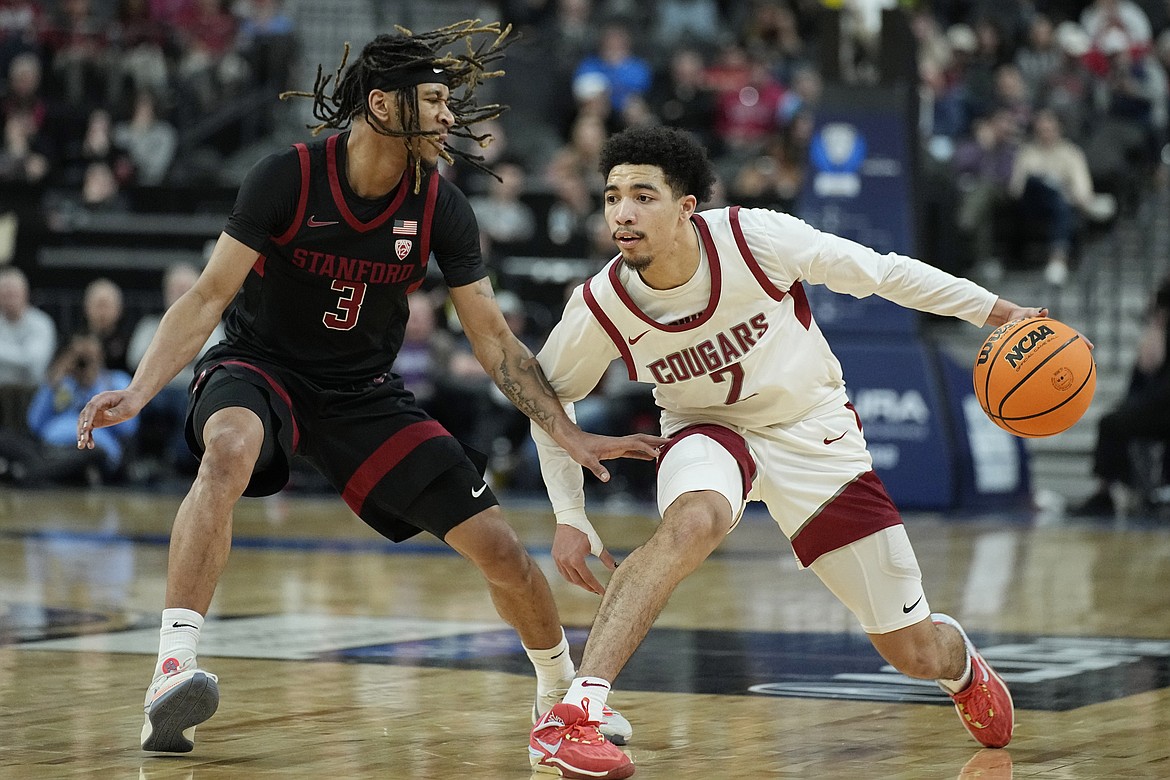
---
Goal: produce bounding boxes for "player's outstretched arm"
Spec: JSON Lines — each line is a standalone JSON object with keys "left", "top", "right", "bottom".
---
{"left": 449, "top": 278, "right": 665, "bottom": 481}
{"left": 77, "top": 233, "right": 258, "bottom": 449}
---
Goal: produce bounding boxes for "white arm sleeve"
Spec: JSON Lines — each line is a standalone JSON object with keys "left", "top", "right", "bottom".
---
{"left": 739, "top": 208, "right": 999, "bottom": 327}
{"left": 531, "top": 285, "right": 620, "bottom": 554}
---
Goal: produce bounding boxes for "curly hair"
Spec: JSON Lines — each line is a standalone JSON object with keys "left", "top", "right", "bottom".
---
{"left": 599, "top": 126, "right": 716, "bottom": 204}
{"left": 280, "top": 20, "right": 514, "bottom": 188}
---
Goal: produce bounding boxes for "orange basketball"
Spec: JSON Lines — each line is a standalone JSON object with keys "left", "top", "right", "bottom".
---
{"left": 972, "top": 316, "right": 1096, "bottom": 438}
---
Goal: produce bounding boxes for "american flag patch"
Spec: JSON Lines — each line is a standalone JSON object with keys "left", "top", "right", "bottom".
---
{"left": 393, "top": 219, "right": 418, "bottom": 235}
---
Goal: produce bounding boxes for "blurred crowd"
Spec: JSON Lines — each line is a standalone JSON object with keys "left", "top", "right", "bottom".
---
{"left": 3, "top": 0, "right": 1170, "bottom": 500}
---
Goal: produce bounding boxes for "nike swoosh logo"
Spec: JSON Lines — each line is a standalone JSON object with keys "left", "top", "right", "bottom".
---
{"left": 471, "top": 482, "right": 488, "bottom": 498}
{"left": 581, "top": 681, "right": 609, "bottom": 688}
{"left": 903, "top": 595, "right": 923, "bottom": 614}
{"left": 823, "top": 431, "right": 847, "bottom": 445}
{"left": 307, "top": 215, "right": 338, "bottom": 227}
{"left": 627, "top": 330, "right": 651, "bottom": 344}
{"left": 171, "top": 622, "right": 199, "bottom": 629}
{"left": 535, "top": 737, "right": 562, "bottom": 754}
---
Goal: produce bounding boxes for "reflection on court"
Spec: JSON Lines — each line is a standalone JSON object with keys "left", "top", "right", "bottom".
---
{"left": 2, "top": 489, "right": 1169, "bottom": 778}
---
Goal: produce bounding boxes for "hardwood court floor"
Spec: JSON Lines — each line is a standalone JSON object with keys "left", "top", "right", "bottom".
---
{"left": 2, "top": 487, "right": 1170, "bottom": 779}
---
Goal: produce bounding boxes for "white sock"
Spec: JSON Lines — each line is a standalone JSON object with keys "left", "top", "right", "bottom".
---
{"left": 155, "top": 608, "right": 203, "bottom": 677}
{"left": 938, "top": 649, "right": 973, "bottom": 694}
{"left": 564, "top": 676, "right": 611, "bottom": 722}
{"left": 525, "top": 628, "right": 576, "bottom": 700}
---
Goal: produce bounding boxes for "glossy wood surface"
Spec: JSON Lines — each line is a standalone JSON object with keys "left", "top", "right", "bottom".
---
{"left": 2, "top": 488, "right": 1169, "bottom": 779}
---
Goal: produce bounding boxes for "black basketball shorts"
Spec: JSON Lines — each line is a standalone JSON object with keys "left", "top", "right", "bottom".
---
{"left": 185, "top": 357, "right": 499, "bottom": 542}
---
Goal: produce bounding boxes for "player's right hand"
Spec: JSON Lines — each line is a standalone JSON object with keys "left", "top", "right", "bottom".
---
{"left": 553, "top": 524, "right": 617, "bottom": 595}
{"left": 77, "top": 389, "right": 146, "bottom": 449}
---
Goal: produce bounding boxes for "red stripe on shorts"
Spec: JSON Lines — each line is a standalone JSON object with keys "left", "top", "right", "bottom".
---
{"left": 218, "top": 360, "right": 300, "bottom": 450}
{"left": 341, "top": 419, "right": 449, "bottom": 515}
{"left": 790, "top": 470, "right": 903, "bottom": 567}
{"left": 657, "top": 423, "right": 756, "bottom": 497}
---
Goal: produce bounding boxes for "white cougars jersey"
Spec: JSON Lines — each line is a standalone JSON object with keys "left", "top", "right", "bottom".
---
{"left": 583, "top": 209, "right": 844, "bottom": 433}
{"left": 533, "top": 205, "right": 997, "bottom": 526}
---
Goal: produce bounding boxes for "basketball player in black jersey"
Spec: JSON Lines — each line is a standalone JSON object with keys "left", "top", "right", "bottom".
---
{"left": 76, "top": 21, "right": 662, "bottom": 756}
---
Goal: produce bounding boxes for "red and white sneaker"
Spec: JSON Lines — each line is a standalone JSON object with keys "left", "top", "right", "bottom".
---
{"left": 529, "top": 702, "right": 635, "bottom": 779}
{"left": 536, "top": 682, "right": 633, "bottom": 745}
{"left": 141, "top": 657, "right": 219, "bottom": 752}
{"left": 934, "top": 614, "right": 1014, "bottom": 748}
{"left": 949, "top": 651, "right": 1015, "bottom": 748}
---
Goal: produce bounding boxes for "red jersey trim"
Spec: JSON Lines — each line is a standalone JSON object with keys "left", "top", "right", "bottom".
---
{"left": 657, "top": 423, "right": 756, "bottom": 496}
{"left": 583, "top": 275, "right": 637, "bottom": 380}
{"left": 790, "top": 469, "right": 902, "bottom": 567}
{"left": 341, "top": 419, "right": 449, "bottom": 515}
{"left": 405, "top": 171, "right": 441, "bottom": 294}
{"left": 729, "top": 205, "right": 812, "bottom": 330}
{"left": 252, "top": 254, "right": 267, "bottom": 277}
{"left": 608, "top": 216, "right": 722, "bottom": 332}
{"left": 273, "top": 143, "right": 310, "bottom": 246}
{"left": 326, "top": 133, "right": 409, "bottom": 233}
{"left": 217, "top": 360, "right": 301, "bottom": 450}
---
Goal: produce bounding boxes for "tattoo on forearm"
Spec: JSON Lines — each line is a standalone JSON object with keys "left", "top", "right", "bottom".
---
{"left": 494, "top": 349, "right": 559, "bottom": 432}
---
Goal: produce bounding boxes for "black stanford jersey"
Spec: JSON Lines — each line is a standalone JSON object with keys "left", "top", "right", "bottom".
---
{"left": 219, "top": 131, "right": 486, "bottom": 386}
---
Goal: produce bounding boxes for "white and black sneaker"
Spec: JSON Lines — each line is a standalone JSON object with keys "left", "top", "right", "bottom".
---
{"left": 141, "top": 657, "right": 219, "bottom": 752}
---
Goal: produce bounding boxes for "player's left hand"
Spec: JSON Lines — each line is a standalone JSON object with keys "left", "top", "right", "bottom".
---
{"left": 561, "top": 431, "right": 666, "bottom": 483}
{"left": 553, "top": 524, "right": 616, "bottom": 595}
{"left": 986, "top": 299, "right": 1047, "bottom": 328}
{"left": 987, "top": 300, "right": 1094, "bottom": 350}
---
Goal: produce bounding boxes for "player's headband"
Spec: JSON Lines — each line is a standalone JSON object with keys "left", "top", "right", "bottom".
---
{"left": 371, "top": 62, "right": 453, "bottom": 92}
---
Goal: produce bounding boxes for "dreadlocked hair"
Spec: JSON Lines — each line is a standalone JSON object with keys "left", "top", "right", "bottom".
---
{"left": 280, "top": 19, "right": 515, "bottom": 190}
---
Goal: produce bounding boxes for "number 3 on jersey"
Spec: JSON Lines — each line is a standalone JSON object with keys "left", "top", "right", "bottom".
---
{"left": 323, "top": 280, "right": 366, "bottom": 330}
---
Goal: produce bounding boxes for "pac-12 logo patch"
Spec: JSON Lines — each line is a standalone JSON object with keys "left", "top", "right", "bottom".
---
{"left": 395, "top": 239, "right": 412, "bottom": 260}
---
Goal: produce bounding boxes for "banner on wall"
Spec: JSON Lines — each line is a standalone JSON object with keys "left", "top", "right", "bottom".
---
{"left": 797, "top": 84, "right": 918, "bottom": 337}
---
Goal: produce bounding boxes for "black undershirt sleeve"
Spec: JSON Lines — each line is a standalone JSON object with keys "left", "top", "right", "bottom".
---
{"left": 432, "top": 176, "right": 489, "bottom": 288}
{"left": 223, "top": 147, "right": 301, "bottom": 252}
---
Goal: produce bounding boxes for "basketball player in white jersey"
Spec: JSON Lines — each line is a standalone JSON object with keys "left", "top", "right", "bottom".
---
{"left": 527, "top": 126, "right": 1045, "bottom": 780}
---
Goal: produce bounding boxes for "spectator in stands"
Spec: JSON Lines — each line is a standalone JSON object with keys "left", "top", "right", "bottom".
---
{"left": 1015, "top": 13, "right": 1062, "bottom": 102}
{"left": 730, "top": 113, "right": 810, "bottom": 212}
{"left": 468, "top": 160, "right": 537, "bottom": 264}
{"left": 175, "top": 0, "right": 244, "bottom": 111}
{"left": 991, "top": 63, "right": 1034, "bottom": 133}
{"left": 573, "top": 23, "right": 651, "bottom": 116}
{"left": 928, "top": 24, "right": 981, "bottom": 142}
{"left": 38, "top": 0, "right": 111, "bottom": 108}
{"left": 1070, "top": 276, "right": 1170, "bottom": 516}
{"left": 24, "top": 333, "right": 137, "bottom": 484}
{"left": 0, "top": 107, "right": 50, "bottom": 184}
{"left": 77, "top": 277, "right": 133, "bottom": 373}
{"left": 114, "top": 88, "right": 177, "bottom": 185}
{"left": 0, "top": 265, "right": 56, "bottom": 389}
{"left": 0, "top": 52, "right": 52, "bottom": 186}
{"left": 952, "top": 108, "right": 1020, "bottom": 281}
{"left": 1007, "top": 108, "right": 1103, "bottom": 286}
{"left": 649, "top": 47, "right": 717, "bottom": 149}
{"left": 777, "top": 63, "right": 822, "bottom": 126}
{"left": 106, "top": 0, "right": 170, "bottom": 114}
{"left": 236, "top": 0, "right": 296, "bottom": 91}
{"left": 653, "top": 0, "right": 721, "bottom": 50}
{"left": 128, "top": 262, "right": 223, "bottom": 475}
{"left": 0, "top": 1, "right": 40, "bottom": 78}
{"left": 58, "top": 107, "right": 134, "bottom": 189}
{"left": 545, "top": 114, "right": 607, "bottom": 254}
{"left": 738, "top": 0, "right": 809, "bottom": 85}
{"left": 1081, "top": 0, "right": 1153, "bottom": 73}
{"left": 1045, "top": 21, "right": 1096, "bottom": 144}
{"left": 712, "top": 54, "right": 785, "bottom": 159}
{"left": 1084, "top": 26, "right": 1166, "bottom": 207}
